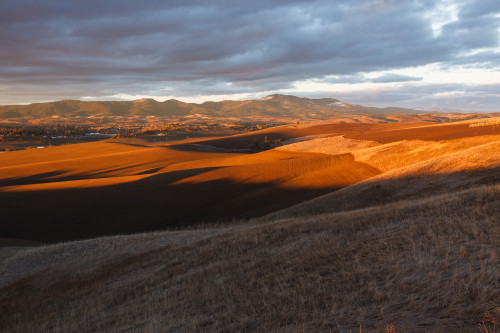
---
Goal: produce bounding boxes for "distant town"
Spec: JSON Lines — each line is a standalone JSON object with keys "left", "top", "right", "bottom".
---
{"left": 0, "top": 121, "right": 280, "bottom": 152}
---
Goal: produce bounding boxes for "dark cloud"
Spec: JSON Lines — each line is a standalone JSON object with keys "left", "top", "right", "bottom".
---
{"left": 458, "top": 0, "right": 500, "bottom": 18}
{"left": 0, "top": 0, "right": 499, "bottom": 110}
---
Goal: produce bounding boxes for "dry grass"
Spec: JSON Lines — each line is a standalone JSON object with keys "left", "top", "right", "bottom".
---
{"left": 278, "top": 133, "right": 500, "bottom": 173}
{"left": 0, "top": 139, "right": 380, "bottom": 241}
{"left": 0, "top": 140, "right": 242, "bottom": 185}
{"left": 270, "top": 135, "right": 500, "bottom": 219}
{"left": 278, "top": 135, "right": 380, "bottom": 156}
{"left": 171, "top": 152, "right": 379, "bottom": 190}
{"left": 1, "top": 183, "right": 498, "bottom": 332}
{"left": 344, "top": 121, "right": 500, "bottom": 143}
{"left": 0, "top": 121, "right": 499, "bottom": 332}
{"left": 353, "top": 135, "right": 500, "bottom": 172}
{"left": 478, "top": 306, "right": 499, "bottom": 333}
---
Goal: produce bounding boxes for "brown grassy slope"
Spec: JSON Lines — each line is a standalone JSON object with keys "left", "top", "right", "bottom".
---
{"left": 1, "top": 121, "right": 497, "bottom": 242}
{"left": 277, "top": 134, "right": 500, "bottom": 172}
{"left": 0, "top": 140, "right": 244, "bottom": 186}
{"left": 345, "top": 121, "right": 500, "bottom": 143}
{"left": 0, "top": 183, "right": 498, "bottom": 332}
{"left": 0, "top": 138, "right": 379, "bottom": 241}
{"left": 278, "top": 135, "right": 380, "bottom": 155}
{"left": 353, "top": 135, "right": 500, "bottom": 172}
{"left": 0, "top": 238, "right": 42, "bottom": 262}
{"left": 170, "top": 153, "right": 378, "bottom": 189}
{"left": 195, "top": 120, "right": 499, "bottom": 150}
{"left": 270, "top": 136, "right": 500, "bottom": 219}
{"left": 194, "top": 122, "right": 419, "bottom": 149}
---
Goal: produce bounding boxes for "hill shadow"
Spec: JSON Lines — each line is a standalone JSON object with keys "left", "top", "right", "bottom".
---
{"left": 167, "top": 142, "right": 260, "bottom": 154}
{"left": 0, "top": 162, "right": 160, "bottom": 186}
{"left": 0, "top": 170, "right": 343, "bottom": 242}
{"left": 0, "top": 171, "right": 66, "bottom": 187}
{"left": 266, "top": 165, "right": 500, "bottom": 220}
{"left": 1, "top": 163, "right": 498, "bottom": 243}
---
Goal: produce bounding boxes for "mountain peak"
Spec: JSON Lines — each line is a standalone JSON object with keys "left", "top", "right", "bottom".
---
{"left": 258, "top": 95, "right": 275, "bottom": 101}
{"left": 259, "top": 94, "right": 300, "bottom": 100}
{"left": 133, "top": 98, "right": 157, "bottom": 103}
{"left": 0, "top": 94, "right": 424, "bottom": 121}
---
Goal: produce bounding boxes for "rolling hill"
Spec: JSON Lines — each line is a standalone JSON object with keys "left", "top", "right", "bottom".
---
{"left": 0, "top": 94, "right": 475, "bottom": 123}
{"left": 0, "top": 116, "right": 499, "bottom": 332}
{"left": 0, "top": 119, "right": 498, "bottom": 243}
{"left": 0, "top": 140, "right": 379, "bottom": 241}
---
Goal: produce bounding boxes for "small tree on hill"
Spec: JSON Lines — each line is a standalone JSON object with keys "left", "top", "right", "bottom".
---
{"left": 252, "top": 138, "right": 261, "bottom": 149}
{"left": 263, "top": 136, "right": 270, "bottom": 147}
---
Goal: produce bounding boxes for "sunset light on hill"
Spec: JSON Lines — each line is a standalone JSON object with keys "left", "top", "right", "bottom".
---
{"left": 1, "top": 1, "right": 499, "bottom": 332}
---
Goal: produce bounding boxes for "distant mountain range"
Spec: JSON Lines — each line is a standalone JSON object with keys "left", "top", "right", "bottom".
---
{"left": 0, "top": 95, "right": 430, "bottom": 122}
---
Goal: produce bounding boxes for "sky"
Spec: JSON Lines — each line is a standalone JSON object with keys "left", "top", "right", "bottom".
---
{"left": 1, "top": 0, "right": 500, "bottom": 111}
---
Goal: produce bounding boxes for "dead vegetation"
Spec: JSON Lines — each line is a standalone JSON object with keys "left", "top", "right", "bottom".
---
{"left": 0, "top": 119, "right": 499, "bottom": 332}
{"left": 269, "top": 133, "right": 500, "bottom": 220}
{"left": 0, "top": 141, "right": 379, "bottom": 242}
{"left": 0, "top": 183, "right": 498, "bottom": 332}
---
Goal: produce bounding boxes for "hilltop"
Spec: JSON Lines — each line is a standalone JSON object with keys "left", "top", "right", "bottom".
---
{"left": 0, "top": 94, "right": 477, "bottom": 123}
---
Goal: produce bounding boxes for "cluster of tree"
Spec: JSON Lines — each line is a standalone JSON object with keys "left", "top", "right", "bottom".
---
{"left": 0, "top": 121, "right": 281, "bottom": 145}
{"left": 252, "top": 136, "right": 282, "bottom": 149}
{"left": 0, "top": 124, "right": 128, "bottom": 141}
{"left": 0, "top": 125, "right": 92, "bottom": 140}
{"left": 134, "top": 122, "right": 278, "bottom": 137}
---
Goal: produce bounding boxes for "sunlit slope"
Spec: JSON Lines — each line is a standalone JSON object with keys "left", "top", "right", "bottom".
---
{"left": 344, "top": 120, "right": 500, "bottom": 143}
{"left": 171, "top": 153, "right": 378, "bottom": 189}
{"left": 271, "top": 133, "right": 500, "bottom": 219}
{"left": 278, "top": 134, "right": 500, "bottom": 172}
{"left": 0, "top": 139, "right": 378, "bottom": 241}
{"left": 0, "top": 140, "right": 243, "bottom": 186}
{"left": 1, "top": 120, "right": 498, "bottom": 241}
{"left": 1, "top": 183, "right": 498, "bottom": 332}
{"left": 197, "top": 119, "right": 499, "bottom": 149}
{"left": 1, "top": 119, "right": 499, "bottom": 331}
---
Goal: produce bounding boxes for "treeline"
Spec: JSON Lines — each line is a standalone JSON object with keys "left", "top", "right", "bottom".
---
{"left": 137, "top": 122, "right": 276, "bottom": 134}
{"left": 0, "top": 121, "right": 278, "bottom": 142}
{"left": 0, "top": 125, "right": 93, "bottom": 140}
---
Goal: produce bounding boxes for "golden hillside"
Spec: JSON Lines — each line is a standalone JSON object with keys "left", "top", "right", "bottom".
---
{"left": 0, "top": 118, "right": 499, "bottom": 332}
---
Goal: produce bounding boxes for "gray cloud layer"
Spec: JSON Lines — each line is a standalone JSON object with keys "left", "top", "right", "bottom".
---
{"left": 1, "top": 0, "right": 499, "bottom": 109}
